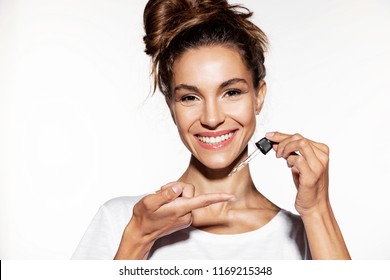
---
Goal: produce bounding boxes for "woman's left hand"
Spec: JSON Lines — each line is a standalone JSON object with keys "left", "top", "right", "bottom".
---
{"left": 265, "top": 132, "right": 330, "bottom": 216}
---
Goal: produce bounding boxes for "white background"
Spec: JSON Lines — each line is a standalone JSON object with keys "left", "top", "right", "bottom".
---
{"left": 0, "top": 0, "right": 389, "bottom": 259}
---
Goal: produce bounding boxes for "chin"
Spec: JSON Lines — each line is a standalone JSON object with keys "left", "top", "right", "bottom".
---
{"left": 205, "top": 162, "right": 230, "bottom": 170}
{"left": 195, "top": 155, "right": 236, "bottom": 171}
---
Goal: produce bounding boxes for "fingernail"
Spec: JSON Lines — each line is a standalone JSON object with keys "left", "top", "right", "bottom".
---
{"left": 265, "top": 132, "right": 275, "bottom": 138}
{"left": 172, "top": 185, "right": 182, "bottom": 194}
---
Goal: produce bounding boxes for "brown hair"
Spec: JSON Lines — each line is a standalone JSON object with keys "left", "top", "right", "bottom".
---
{"left": 143, "top": 0, "right": 268, "bottom": 100}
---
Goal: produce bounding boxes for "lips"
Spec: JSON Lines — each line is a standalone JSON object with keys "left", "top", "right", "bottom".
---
{"left": 195, "top": 130, "right": 237, "bottom": 150}
{"left": 197, "top": 132, "right": 234, "bottom": 145}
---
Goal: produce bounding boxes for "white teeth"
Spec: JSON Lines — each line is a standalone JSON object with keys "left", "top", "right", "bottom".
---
{"left": 197, "top": 132, "right": 234, "bottom": 145}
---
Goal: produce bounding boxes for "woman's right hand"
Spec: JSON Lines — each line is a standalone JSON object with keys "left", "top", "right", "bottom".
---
{"left": 114, "top": 182, "right": 234, "bottom": 259}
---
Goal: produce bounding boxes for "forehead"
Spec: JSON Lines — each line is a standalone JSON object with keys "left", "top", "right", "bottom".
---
{"left": 172, "top": 45, "right": 252, "bottom": 87}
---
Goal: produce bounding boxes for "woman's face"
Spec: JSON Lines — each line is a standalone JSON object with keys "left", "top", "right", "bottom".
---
{"left": 169, "top": 45, "right": 266, "bottom": 170}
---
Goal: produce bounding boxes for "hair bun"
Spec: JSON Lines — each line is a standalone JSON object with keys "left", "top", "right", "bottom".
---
{"left": 143, "top": 0, "right": 192, "bottom": 59}
{"left": 143, "top": 0, "right": 243, "bottom": 59}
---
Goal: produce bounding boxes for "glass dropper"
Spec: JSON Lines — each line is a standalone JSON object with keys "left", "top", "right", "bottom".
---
{"left": 228, "top": 137, "right": 274, "bottom": 176}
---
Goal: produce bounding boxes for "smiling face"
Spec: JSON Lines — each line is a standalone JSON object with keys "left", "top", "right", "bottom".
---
{"left": 168, "top": 45, "right": 266, "bottom": 170}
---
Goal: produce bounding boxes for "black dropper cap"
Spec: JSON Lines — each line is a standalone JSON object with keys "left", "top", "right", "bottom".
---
{"left": 255, "top": 137, "right": 275, "bottom": 155}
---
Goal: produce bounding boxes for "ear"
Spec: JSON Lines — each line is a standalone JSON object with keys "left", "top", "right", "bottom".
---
{"left": 166, "top": 97, "right": 177, "bottom": 125}
{"left": 255, "top": 80, "right": 267, "bottom": 115}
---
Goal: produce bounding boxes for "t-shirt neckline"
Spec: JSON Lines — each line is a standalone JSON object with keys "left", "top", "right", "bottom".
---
{"left": 187, "top": 209, "right": 286, "bottom": 239}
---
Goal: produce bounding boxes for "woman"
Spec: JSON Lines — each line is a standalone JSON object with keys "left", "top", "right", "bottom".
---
{"left": 72, "top": 0, "right": 350, "bottom": 260}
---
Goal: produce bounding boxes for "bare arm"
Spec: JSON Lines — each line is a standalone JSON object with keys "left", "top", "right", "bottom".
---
{"left": 300, "top": 202, "right": 351, "bottom": 259}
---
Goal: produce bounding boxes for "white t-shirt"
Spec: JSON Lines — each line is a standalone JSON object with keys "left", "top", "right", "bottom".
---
{"left": 71, "top": 196, "right": 311, "bottom": 260}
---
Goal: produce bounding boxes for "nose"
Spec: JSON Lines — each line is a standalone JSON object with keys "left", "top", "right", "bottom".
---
{"left": 200, "top": 99, "right": 225, "bottom": 129}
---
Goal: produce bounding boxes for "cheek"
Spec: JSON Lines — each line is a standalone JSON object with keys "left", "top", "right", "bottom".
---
{"left": 174, "top": 106, "right": 199, "bottom": 134}
{"left": 225, "top": 100, "right": 257, "bottom": 126}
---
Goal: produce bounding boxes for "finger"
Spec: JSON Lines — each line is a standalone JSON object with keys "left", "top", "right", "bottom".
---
{"left": 182, "top": 183, "right": 195, "bottom": 198}
{"left": 144, "top": 184, "right": 183, "bottom": 211}
{"left": 181, "top": 193, "right": 235, "bottom": 213}
{"left": 282, "top": 137, "right": 329, "bottom": 167}
{"left": 266, "top": 132, "right": 297, "bottom": 158}
{"left": 265, "top": 131, "right": 292, "bottom": 143}
{"left": 281, "top": 138, "right": 320, "bottom": 169}
{"left": 268, "top": 131, "right": 329, "bottom": 158}
{"left": 310, "top": 142, "right": 330, "bottom": 164}
{"left": 309, "top": 144, "right": 329, "bottom": 168}
{"left": 285, "top": 144, "right": 325, "bottom": 178}
{"left": 159, "top": 182, "right": 177, "bottom": 192}
{"left": 154, "top": 182, "right": 176, "bottom": 195}
{"left": 267, "top": 132, "right": 324, "bottom": 161}
{"left": 286, "top": 154, "right": 311, "bottom": 174}
{"left": 287, "top": 155, "right": 319, "bottom": 187}
{"left": 159, "top": 182, "right": 195, "bottom": 198}
{"left": 277, "top": 134, "right": 301, "bottom": 158}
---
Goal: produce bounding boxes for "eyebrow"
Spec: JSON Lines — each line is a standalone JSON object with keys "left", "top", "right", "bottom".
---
{"left": 174, "top": 78, "right": 249, "bottom": 93}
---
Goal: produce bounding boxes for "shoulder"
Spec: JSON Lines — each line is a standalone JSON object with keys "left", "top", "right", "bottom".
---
{"left": 274, "top": 209, "right": 311, "bottom": 259}
{"left": 71, "top": 194, "right": 148, "bottom": 260}
{"left": 275, "top": 209, "right": 306, "bottom": 235}
{"left": 97, "top": 195, "right": 146, "bottom": 218}
{"left": 278, "top": 209, "right": 303, "bottom": 224}
{"left": 101, "top": 195, "right": 145, "bottom": 210}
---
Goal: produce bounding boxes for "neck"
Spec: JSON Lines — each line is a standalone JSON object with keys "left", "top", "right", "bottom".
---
{"left": 178, "top": 151, "right": 258, "bottom": 200}
{"left": 177, "top": 148, "right": 280, "bottom": 234}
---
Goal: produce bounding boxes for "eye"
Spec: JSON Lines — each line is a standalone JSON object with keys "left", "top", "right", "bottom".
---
{"left": 224, "top": 89, "right": 242, "bottom": 98}
{"left": 180, "top": 94, "right": 200, "bottom": 104}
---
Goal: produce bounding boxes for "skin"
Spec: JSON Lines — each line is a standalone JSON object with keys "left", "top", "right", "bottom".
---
{"left": 114, "top": 45, "right": 351, "bottom": 260}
